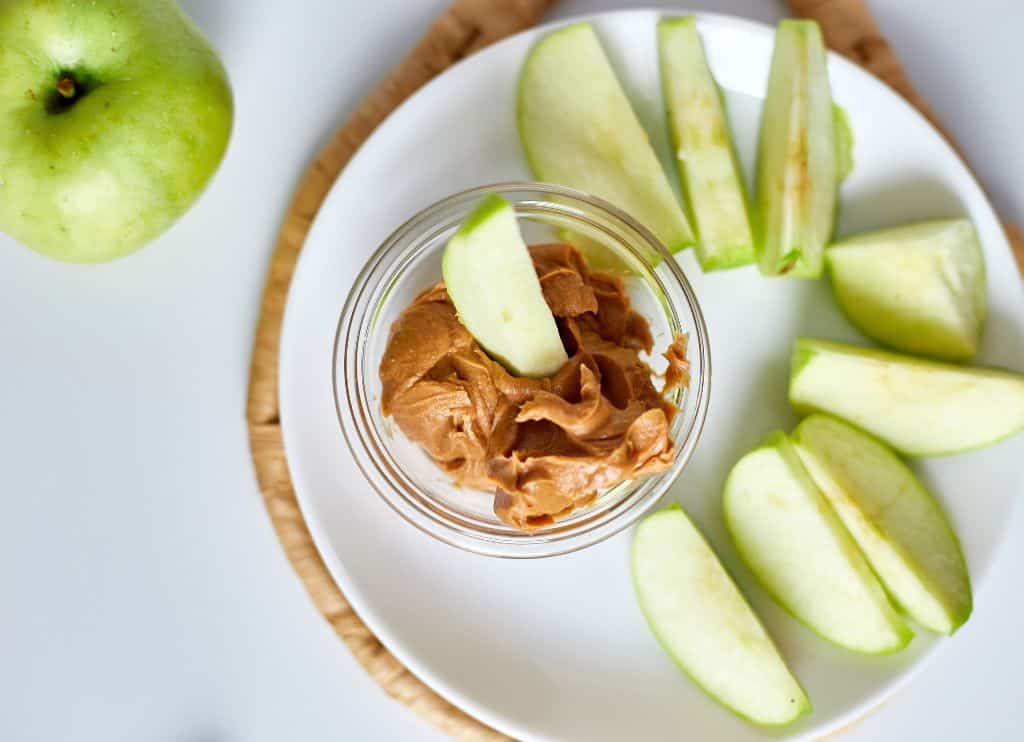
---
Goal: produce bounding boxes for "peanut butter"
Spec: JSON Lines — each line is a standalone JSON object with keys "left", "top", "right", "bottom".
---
{"left": 380, "top": 243, "right": 689, "bottom": 530}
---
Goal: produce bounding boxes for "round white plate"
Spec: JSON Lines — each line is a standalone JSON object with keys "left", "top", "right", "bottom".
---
{"left": 279, "top": 10, "right": 1024, "bottom": 741}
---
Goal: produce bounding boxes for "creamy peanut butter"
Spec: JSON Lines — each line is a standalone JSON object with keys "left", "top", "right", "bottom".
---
{"left": 380, "top": 243, "right": 689, "bottom": 530}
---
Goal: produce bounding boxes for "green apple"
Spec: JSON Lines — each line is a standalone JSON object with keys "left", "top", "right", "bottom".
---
{"left": 793, "top": 415, "right": 972, "bottom": 634}
{"left": 754, "top": 20, "right": 838, "bottom": 278}
{"left": 659, "top": 17, "right": 754, "bottom": 270}
{"left": 518, "top": 23, "right": 695, "bottom": 253}
{"left": 724, "top": 432, "right": 912, "bottom": 654}
{"left": 0, "top": 0, "right": 233, "bottom": 262}
{"left": 789, "top": 338, "right": 1024, "bottom": 455}
{"left": 632, "top": 504, "right": 810, "bottom": 726}
{"left": 826, "top": 219, "right": 986, "bottom": 360}
{"left": 442, "top": 195, "right": 568, "bottom": 377}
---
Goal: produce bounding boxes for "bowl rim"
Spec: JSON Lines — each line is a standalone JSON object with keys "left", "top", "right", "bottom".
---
{"left": 333, "top": 181, "right": 711, "bottom": 558}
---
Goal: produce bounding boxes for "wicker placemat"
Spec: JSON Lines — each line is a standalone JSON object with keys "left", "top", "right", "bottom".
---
{"left": 245, "top": 2, "right": 1024, "bottom": 738}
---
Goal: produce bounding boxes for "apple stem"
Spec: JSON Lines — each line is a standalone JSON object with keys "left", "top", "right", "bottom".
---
{"left": 55, "top": 77, "right": 76, "bottom": 99}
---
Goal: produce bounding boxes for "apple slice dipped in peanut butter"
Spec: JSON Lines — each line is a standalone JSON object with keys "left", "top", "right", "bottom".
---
{"left": 442, "top": 194, "right": 568, "bottom": 377}
{"left": 382, "top": 195, "right": 689, "bottom": 531}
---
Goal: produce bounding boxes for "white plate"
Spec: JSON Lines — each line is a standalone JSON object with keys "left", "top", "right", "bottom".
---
{"left": 279, "top": 10, "right": 1024, "bottom": 741}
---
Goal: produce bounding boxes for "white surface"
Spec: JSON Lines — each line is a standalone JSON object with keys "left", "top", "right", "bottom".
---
{"left": 279, "top": 9, "right": 1023, "bottom": 741}
{"left": 0, "top": 1, "right": 1018, "bottom": 740}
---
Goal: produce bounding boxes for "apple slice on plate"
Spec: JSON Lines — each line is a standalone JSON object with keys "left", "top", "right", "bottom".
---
{"left": 833, "top": 104, "right": 854, "bottom": 183}
{"left": 754, "top": 20, "right": 839, "bottom": 278}
{"left": 442, "top": 195, "right": 568, "bottom": 377}
{"left": 632, "top": 505, "right": 810, "bottom": 726}
{"left": 518, "top": 23, "right": 694, "bottom": 253}
{"left": 789, "top": 338, "right": 1024, "bottom": 455}
{"left": 793, "top": 415, "right": 972, "bottom": 634}
{"left": 827, "top": 219, "right": 986, "bottom": 360}
{"left": 724, "top": 432, "right": 913, "bottom": 654}
{"left": 658, "top": 17, "right": 754, "bottom": 270}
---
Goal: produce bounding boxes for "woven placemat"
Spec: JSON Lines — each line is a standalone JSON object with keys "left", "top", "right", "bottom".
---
{"left": 245, "top": 1, "right": 1024, "bottom": 738}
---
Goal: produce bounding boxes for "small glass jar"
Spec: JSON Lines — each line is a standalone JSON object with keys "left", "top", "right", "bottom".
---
{"left": 335, "top": 183, "right": 710, "bottom": 558}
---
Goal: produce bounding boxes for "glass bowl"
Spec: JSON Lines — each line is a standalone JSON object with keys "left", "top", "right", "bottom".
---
{"left": 334, "top": 183, "right": 710, "bottom": 558}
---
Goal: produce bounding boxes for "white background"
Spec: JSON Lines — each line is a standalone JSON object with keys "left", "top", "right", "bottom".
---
{"left": 1, "top": 1, "right": 1020, "bottom": 740}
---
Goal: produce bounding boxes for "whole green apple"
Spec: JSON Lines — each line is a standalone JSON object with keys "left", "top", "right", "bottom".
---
{"left": 0, "top": 0, "right": 233, "bottom": 262}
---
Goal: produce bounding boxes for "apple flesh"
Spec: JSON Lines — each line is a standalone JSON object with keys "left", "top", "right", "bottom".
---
{"left": 789, "top": 338, "right": 1024, "bottom": 455}
{"left": 826, "top": 219, "right": 986, "bottom": 360}
{"left": 658, "top": 17, "right": 754, "bottom": 270}
{"left": 518, "top": 23, "right": 694, "bottom": 253}
{"left": 632, "top": 504, "right": 810, "bottom": 726}
{"left": 0, "top": 0, "right": 233, "bottom": 262}
{"left": 793, "top": 415, "right": 972, "bottom": 635}
{"left": 724, "top": 432, "right": 912, "bottom": 654}
{"left": 754, "top": 20, "right": 838, "bottom": 278}
{"left": 442, "top": 195, "right": 568, "bottom": 378}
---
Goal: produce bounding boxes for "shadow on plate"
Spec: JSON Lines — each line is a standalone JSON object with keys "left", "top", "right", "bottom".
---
{"left": 837, "top": 174, "right": 966, "bottom": 237}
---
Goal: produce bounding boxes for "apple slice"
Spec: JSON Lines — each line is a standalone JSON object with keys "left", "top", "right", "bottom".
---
{"left": 658, "top": 17, "right": 754, "bottom": 270}
{"left": 518, "top": 23, "right": 695, "bottom": 252}
{"left": 833, "top": 104, "right": 855, "bottom": 183}
{"left": 632, "top": 505, "right": 810, "bottom": 726}
{"left": 789, "top": 338, "right": 1024, "bottom": 455}
{"left": 826, "top": 219, "right": 986, "bottom": 360}
{"left": 442, "top": 195, "right": 568, "bottom": 377}
{"left": 754, "top": 20, "right": 838, "bottom": 278}
{"left": 793, "top": 415, "right": 972, "bottom": 634}
{"left": 724, "top": 432, "right": 913, "bottom": 654}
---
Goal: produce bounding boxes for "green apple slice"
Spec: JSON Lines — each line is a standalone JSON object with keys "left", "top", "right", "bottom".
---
{"left": 632, "top": 505, "right": 810, "bottom": 726}
{"left": 658, "top": 17, "right": 754, "bottom": 270}
{"left": 518, "top": 23, "right": 695, "bottom": 252}
{"left": 833, "top": 104, "right": 855, "bottom": 182}
{"left": 754, "top": 20, "right": 838, "bottom": 278}
{"left": 793, "top": 415, "right": 972, "bottom": 634}
{"left": 789, "top": 338, "right": 1024, "bottom": 455}
{"left": 442, "top": 195, "right": 568, "bottom": 377}
{"left": 826, "top": 219, "right": 986, "bottom": 360}
{"left": 724, "top": 432, "right": 912, "bottom": 654}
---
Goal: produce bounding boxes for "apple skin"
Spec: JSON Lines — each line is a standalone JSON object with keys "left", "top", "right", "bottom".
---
{"left": 0, "top": 0, "right": 233, "bottom": 262}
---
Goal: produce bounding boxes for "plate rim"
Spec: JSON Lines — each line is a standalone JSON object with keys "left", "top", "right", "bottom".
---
{"left": 277, "top": 8, "right": 1019, "bottom": 741}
